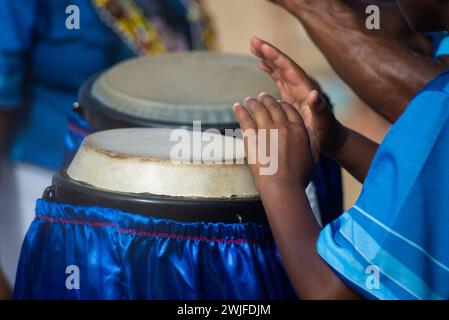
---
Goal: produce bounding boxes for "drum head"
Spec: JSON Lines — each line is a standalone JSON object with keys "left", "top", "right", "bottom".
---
{"left": 82, "top": 53, "right": 279, "bottom": 129}
{"left": 67, "top": 128, "right": 259, "bottom": 199}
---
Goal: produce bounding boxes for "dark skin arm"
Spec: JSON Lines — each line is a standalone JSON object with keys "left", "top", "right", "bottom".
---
{"left": 267, "top": 0, "right": 449, "bottom": 122}
{"left": 233, "top": 93, "right": 360, "bottom": 299}
{"left": 0, "top": 269, "right": 12, "bottom": 300}
{"left": 0, "top": 111, "right": 14, "bottom": 300}
{"left": 233, "top": 39, "right": 379, "bottom": 297}
{"left": 259, "top": 183, "right": 357, "bottom": 299}
{"left": 341, "top": 0, "right": 433, "bottom": 53}
{"left": 250, "top": 38, "right": 378, "bottom": 182}
{"left": 330, "top": 127, "right": 378, "bottom": 183}
{"left": 0, "top": 111, "right": 13, "bottom": 156}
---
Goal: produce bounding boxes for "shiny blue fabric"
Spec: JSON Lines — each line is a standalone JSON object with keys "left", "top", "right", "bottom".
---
{"left": 14, "top": 200, "right": 296, "bottom": 300}
{"left": 63, "top": 110, "right": 93, "bottom": 167}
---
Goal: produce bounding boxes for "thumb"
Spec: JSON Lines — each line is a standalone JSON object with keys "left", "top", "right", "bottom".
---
{"left": 305, "top": 90, "right": 326, "bottom": 115}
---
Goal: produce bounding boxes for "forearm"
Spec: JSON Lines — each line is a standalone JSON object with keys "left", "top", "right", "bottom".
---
{"left": 258, "top": 183, "right": 358, "bottom": 299}
{"left": 325, "top": 125, "right": 378, "bottom": 183}
{"left": 0, "top": 111, "right": 13, "bottom": 157}
{"left": 285, "top": 0, "right": 445, "bottom": 122}
{"left": 343, "top": 0, "right": 429, "bottom": 48}
{"left": 0, "top": 268, "right": 12, "bottom": 300}
{"left": 0, "top": 111, "right": 13, "bottom": 299}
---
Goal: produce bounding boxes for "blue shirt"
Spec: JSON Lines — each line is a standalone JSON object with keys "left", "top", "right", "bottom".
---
{"left": 0, "top": 0, "right": 135, "bottom": 169}
{"left": 431, "top": 32, "right": 449, "bottom": 58}
{"left": 317, "top": 69, "right": 449, "bottom": 299}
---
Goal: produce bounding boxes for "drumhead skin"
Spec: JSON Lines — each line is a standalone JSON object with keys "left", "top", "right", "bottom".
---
{"left": 66, "top": 128, "right": 259, "bottom": 199}
{"left": 84, "top": 52, "right": 278, "bottom": 128}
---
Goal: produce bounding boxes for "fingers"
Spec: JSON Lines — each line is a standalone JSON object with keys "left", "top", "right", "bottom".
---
{"left": 250, "top": 37, "right": 264, "bottom": 59}
{"left": 258, "top": 60, "right": 273, "bottom": 74}
{"left": 299, "top": 90, "right": 327, "bottom": 122}
{"left": 251, "top": 37, "right": 285, "bottom": 74}
{"left": 259, "top": 41, "right": 295, "bottom": 72}
{"left": 251, "top": 37, "right": 314, "bottom": 105}
{"left": 256, "top": 39, "right": 311, "bottom": 89}
{"left": 261, "top": 63, "right": 281, "bottom": 85}
{"left": 258, "top": 92, "right": 288, "bottom": 123}
{"left": 251, "top": 37, "right": 293, "bottom": 77}
{"left": 233, "top": 93, "right": 303, "bottom": 130}
{"left": 278, "top": 101, "right": 303, "bottom": 123}
{"left": 244, "top": 97, "right": 274, "bottom": 127}
{"left": 306, "top": 90, "right": 326, "bottom": 114}
{"left": 233, "top": 103, "right": 256, "bottom": 133}
{"left": 257, "top": 60, "right": 297, "bottom": 104}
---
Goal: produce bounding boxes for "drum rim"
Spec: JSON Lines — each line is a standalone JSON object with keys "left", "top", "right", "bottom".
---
{"left": 79, "top": 75, "right": 240, "bottom": 131}
{"left": 48, "top": 171, "right": 267, "bottom": 224}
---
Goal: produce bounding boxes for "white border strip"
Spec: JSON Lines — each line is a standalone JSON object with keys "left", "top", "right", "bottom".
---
{"left": 353, "top": 205, "right": 449, "bottom": 273}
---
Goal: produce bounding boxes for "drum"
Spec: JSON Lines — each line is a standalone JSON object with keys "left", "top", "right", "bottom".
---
{"left": 64, "top": 52, "right": 342, "bottom": 227}
{"left": 14, "top": 128, "right": 296, "bottom": 300}
{"left": 58, "top": 128, "right": 265, "bottom": 224}
{"left": 64, "top": 52, "right": 279, "bottom": 166}
{"left": 77, "top": 52, "right": 278, "bottom": 132}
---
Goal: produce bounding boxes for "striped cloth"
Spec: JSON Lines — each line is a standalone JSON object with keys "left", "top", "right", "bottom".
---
{"left": 317, "top": 69, "right": 449, "bottom": 300}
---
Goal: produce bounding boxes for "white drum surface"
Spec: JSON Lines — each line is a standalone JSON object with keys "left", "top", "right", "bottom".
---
{"left": 67, "top": 128, "right": 258, "bottom": 199}
{"left": 92, "top": 52, "right": 279, "bottom": 124}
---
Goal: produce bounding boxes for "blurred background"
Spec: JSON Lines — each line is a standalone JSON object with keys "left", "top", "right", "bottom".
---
{"left": 204, "top": 0, "right": 391, "bottom": 209}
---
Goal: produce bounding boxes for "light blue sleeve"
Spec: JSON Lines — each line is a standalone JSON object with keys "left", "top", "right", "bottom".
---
{"left": 317, "top": 75, "right": 449, "bottom": 300}
{"left": 435, "top": 35, "right": 449, "bottom": 58}
{"left": 0, "top": 0, "right": 37, "bottom": 109}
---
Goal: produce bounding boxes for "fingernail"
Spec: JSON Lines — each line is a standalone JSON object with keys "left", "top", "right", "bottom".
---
{"left": 258, "top": 92, "right": 268, "bottom": 99}
{"left": 233, "top": 103, "right": 241, "bottom": 111}
{"left": 244, "top": 97, "right": 252, "bottom": 103}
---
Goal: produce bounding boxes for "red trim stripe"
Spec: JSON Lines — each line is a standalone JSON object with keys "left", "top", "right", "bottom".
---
{"left": 116, "top": 228, "right": 256, "bottom": 244}
{"left": 67, "top": 123, "right": 90, "bottom": 137}
{"left": 36, "top": 215, "right": 117, "bottom": 227}
{"left": 35, "top": 215, "right": 258, "bottom": 244}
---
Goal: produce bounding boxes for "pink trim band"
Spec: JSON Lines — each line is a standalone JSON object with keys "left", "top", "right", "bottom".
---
{"left": 36, "top": 215, "right": 117, "bottom": 227}
{"left": 35, "top": 216, "right": 258, "bottom": 244}
{"left": 67, "top": 123, "right": 90, "bottom": 137}
{"left": 117, "top": 228, "right": 257, "bottom": 244}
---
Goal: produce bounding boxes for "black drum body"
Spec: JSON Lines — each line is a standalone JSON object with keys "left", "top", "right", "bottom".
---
{"left": 45, "top": 171, "right": 267, "bottom": 225}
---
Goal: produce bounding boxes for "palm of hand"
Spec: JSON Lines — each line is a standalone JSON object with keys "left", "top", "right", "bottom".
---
{"left": 274, "top": 74, "right": 321, "bottom": 162}
{"left": 250, "top": 37, "right": 335, "bottom": 158}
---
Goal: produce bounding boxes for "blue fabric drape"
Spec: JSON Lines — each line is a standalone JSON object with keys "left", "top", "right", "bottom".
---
{"left": 14, "top": 200, "right": 296, "bottom": 300}
{"left": 63, "top": 110, "right": 93, "bottom": 167}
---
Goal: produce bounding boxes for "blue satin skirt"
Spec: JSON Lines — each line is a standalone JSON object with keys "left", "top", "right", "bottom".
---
{"left": 63, "top": 110, "right": 92, "bottom": 168}
{"left": 14, "top": 200, "right": 297, "bottom": 300}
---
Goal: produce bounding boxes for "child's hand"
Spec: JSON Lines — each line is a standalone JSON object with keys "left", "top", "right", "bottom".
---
{"left": 233, "top": 93, "right": 318, "bottom": 190}
{"left": 250, "top": 37, "right": 318, "bottom": 107}
{"left": 250, "top": 37, "right": 347, "bottom": 156}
